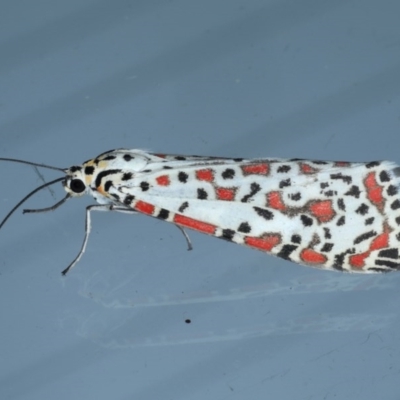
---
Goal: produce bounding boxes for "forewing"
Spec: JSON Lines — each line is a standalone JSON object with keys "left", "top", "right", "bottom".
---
{"left": 111, "top": 156, "right": 400, "bottom": 273}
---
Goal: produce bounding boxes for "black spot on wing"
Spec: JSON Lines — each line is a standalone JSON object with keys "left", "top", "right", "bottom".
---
{"left": 337, "top": 198, "right": 345, "bottom": 211}
{"left": 122, "top": 172, "right": 133, "bottom": 181}
{"left": 323, "top": 228, "right": 332, "bottom": 239}
{"left": 178, "top": 172, "right": 188, "bottom": 183}
{"left": 197, "top": 188, "right": 208, "bottom": 199}
{"left": 123, "top": 154, "right": 133, "bottom": 161}
{"left": 241, "top": 182, "right": 261, "bottom": 203}
{"left": 277, "top": 245, "right": 297, "bottom": 260}
{"left": 221, "top": 229, "right": 235, "bottom": 241}
{"left": 356, "top": 203, "right": 369, "bottom": 215}
{"left": 289, "top": 192, "right": 301, "bottom": 201}
{"left": 336, "top": 216, "right": 345, "bottom": 226}
{"left": 391, "top": 199, "right": 400, "bottom": 210}
{"left": 375, "top": 260, "right": 400, "bottom": 269}
{"left": 378, "top": 248, "right": 399, "bottom": 259}
{"left": 344, "top": 186, "right": 361, "bottom": 198}
{"left": 321, "top": 243, "right": 334, "bottom": 252}
{"left": 354, "top": 230, "right": 377, "bottom": 245}
{"left": 253, "top": 207, "right": 274, "bottom": 220}
{"left": 140, "top": 182, "right": 150, "bottom": 191}
{"left": 157, "top": 209, "right": 170, "bottom": 220}
{"left": 291, "top": 235, "right": 301, "bottom": 244}
{"left": 379, "top": 170, "right": 390, "bottom": 182}
{"left": 178, "top": 201, "right": 189, "bottom": 212}
{"left": 277, "top": 165, "right": 291, "bottom": 173}
{"left": 387, "top": 185, "right": 398, "bottom": 196}
{"left": 301, "top": 215, "right": 313, "bottom": 227}
{"left": 331, "top": 173, "right": 352, "bottom": 184}
{"left": 238, "top": 222, "right": 251, "bottom": 233}
{"left": 222, "top": 168, "right": 235, "bottom": 179}
{"left": 279, "top": 178, "right": 291, "bottom": 188}
{"left": 124, "top": 195, "right": 135, "bottom": 206}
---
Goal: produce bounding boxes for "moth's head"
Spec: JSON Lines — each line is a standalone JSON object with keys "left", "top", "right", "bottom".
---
{"left": 63, "top": 165, "right": 88, "bottom": 197}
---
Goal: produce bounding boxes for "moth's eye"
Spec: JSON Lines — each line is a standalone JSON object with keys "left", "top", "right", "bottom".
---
{"left": 70, "top": 179, "right": 86, "bottom": 193}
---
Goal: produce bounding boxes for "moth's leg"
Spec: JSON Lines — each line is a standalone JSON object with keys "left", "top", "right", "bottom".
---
{"left": 23, "top": 194, "right": 71, "bottom": 214}
{"left": 110, "top": 206, "right": 193, "bottom": 251}
{"left": 175, "top": 225, "right": 193, "bottom": 251}
{"left": 62, "top": 204, "right": 113, "bottom": 276}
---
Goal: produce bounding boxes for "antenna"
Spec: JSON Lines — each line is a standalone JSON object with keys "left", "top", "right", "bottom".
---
{"left": 0, "top": 177, "right": 66, "bottom": 229}
{"left": 0, "top": 157, "right": 66, "bottom": 172}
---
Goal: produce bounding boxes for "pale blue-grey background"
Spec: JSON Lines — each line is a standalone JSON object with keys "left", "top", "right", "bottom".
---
{"left": 1, "top": 1, "right": 400, "bottom": 399}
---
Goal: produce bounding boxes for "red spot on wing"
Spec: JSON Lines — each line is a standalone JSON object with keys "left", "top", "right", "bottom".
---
{"left": 196, "top": 169, "right": 214, "bottom": 182}
{"left": 308, "top": 200, "right": 335, "bottom": 223}
{"left": 349, "top": 224, "right": 390, "bottom": 269}
{"left": 216, "top": 187, "right": 236, "bottom": 201}
{"left": 135, "top": 201, "right": 155, "bottom": 215}
{"left": 266, "top": 191, "right": 286, "bottom": 211}
{"left": 300, "top": 163, "right": 319, "bottom": 174}
{"left": 364, "top": 172, "right": 384, "bottom": 211}
{"left": 154, "top": 153, "right": 167, "bottom": 158}
{"left": 370, "top": 231, "right": 389, "bottom": 250}
{"left": 174, "top": 214, "right": 216, "bottom": 234}
{"left": 300, "top": 249, "right": 327, "bottom": 264}
{"left": 244, "top": 234, "right": 281, "bottom": 252}
{"left": 241, "top": 163, "right": 269, "bottom": 176}
{"left": 156, "top": 175, "right": 170, "bottom": 186}
{"left": 349, "top": 252, "right": 369, "bottom": 268}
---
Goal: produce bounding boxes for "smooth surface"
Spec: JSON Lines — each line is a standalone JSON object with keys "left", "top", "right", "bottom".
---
{"left": 1, "top": 1, "right": 400, "bottom": 399}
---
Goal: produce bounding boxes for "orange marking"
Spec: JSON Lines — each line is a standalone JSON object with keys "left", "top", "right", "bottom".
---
{"left": 370, "top": 232, "right": 389, "bottom": 251}
{"left": 364, "top": 172, "right": 377, "bottom": 189}
{"left": 349, "top": 252, "right": 369, "bottom": 268}
{"left": 300, "top": 249, "right": 327, "bottom": 264}
{"left": 174, "top": 214, "right": 216, "bottom": 234}
{"left": 216, "top": 187, "right": 236, "bottom": 201}
{"left": 156, "top": 175, "right": 170, "bottom": 186}
{"left": 241, "top": 163, "right": 269, "bottom": 175}
{"left": 300, "top": 163, "right": 318, "bottom": 174}
{"left": 196, "top": 169, "right": 214, "bottom": 182}
{"left": 309, "top": 200, "right": 335, "bottom": 223}
{"left": 364, "top": 172, "right": 384, "bottom": 210}
{"left": 267, "top": 191, "right": 286, "bottom": 211}
{"left": 244, "top": 234, "right": 281, "bottom": 252}
{"left": 135, "top": 201, "right": 155, "bottom": 215}
{"left": 349, "top": 224, "right": 390, "bottom": 268}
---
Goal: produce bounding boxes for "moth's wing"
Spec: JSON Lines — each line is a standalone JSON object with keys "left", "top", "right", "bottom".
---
{"left": 114, "top": 157, "right": 400, "bottom": 273}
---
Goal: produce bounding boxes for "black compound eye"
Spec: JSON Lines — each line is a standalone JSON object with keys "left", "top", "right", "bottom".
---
{"left": 70, "top": 179, "right": 86, "bottom": 193}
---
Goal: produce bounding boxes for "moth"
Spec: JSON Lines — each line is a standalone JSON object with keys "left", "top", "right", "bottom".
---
{"left": 1, "top": 149, "right": 400, "bottom": 275}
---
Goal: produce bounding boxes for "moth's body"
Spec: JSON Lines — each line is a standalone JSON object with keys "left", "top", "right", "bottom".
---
{"left": 60, "top": 149, "right": 400, "bottom": 274}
